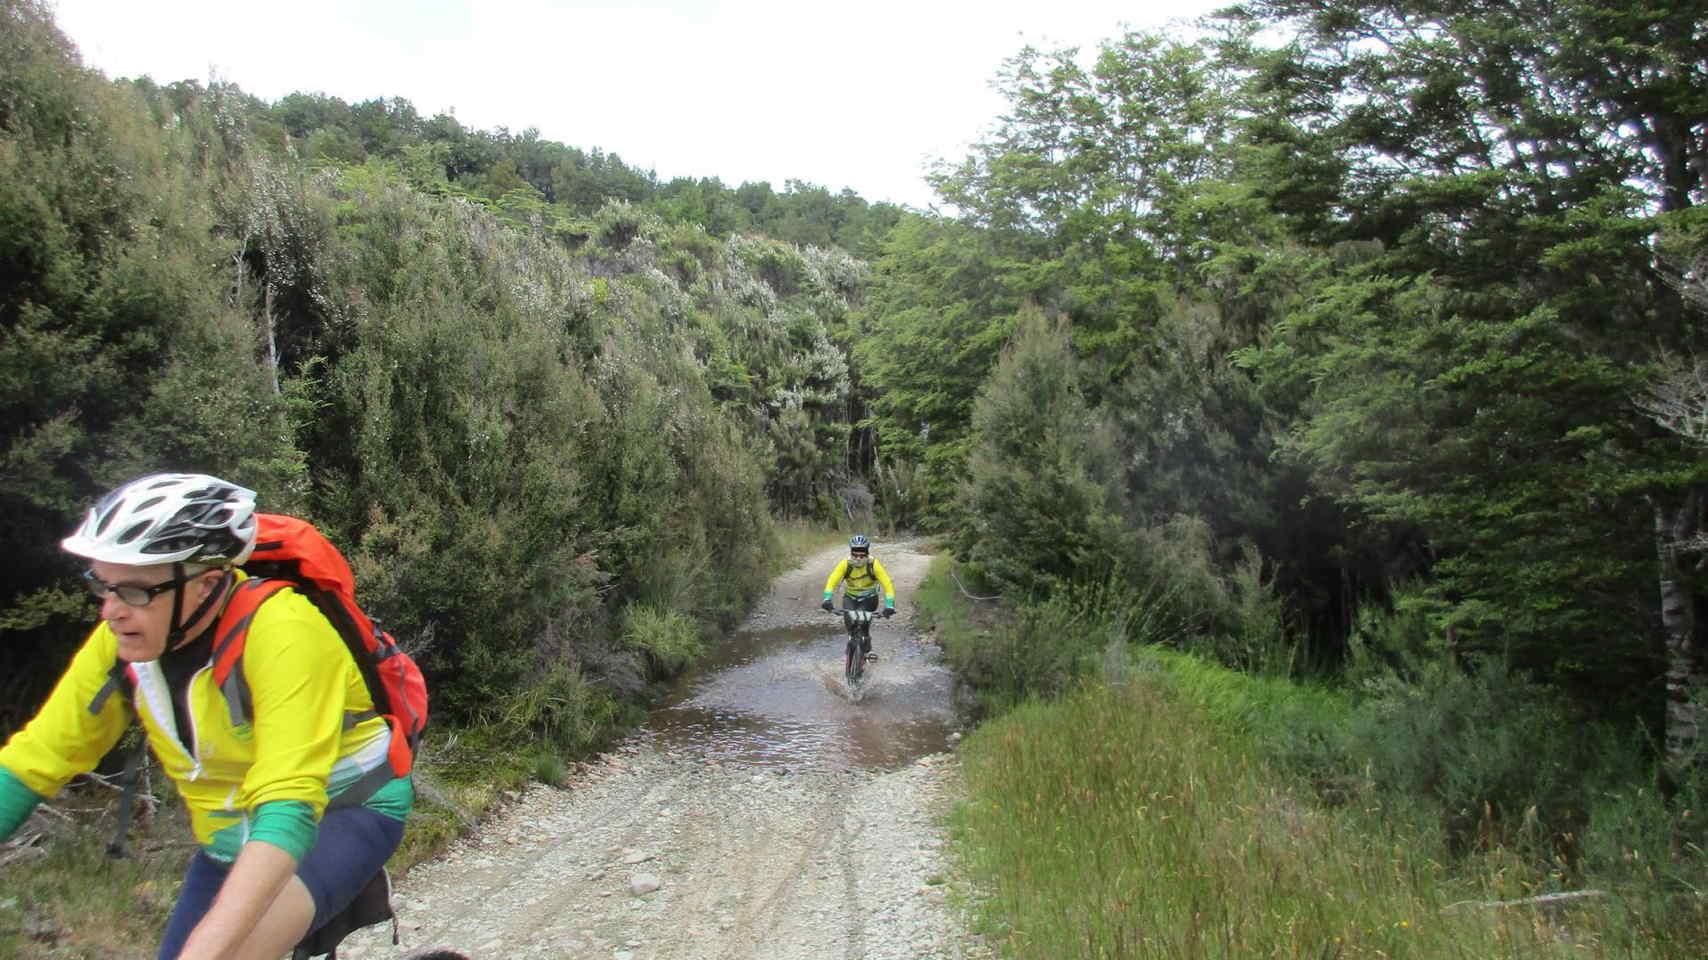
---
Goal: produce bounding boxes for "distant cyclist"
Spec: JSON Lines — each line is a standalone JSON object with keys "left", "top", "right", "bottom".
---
{"left": 820, "top": 534, "right": 898, "bottom": 658}
{"left": 0, "top": 473, "right": 412, "bottom": 960}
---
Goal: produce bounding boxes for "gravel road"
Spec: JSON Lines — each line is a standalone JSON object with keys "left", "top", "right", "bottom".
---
{"left": 334, "top": 539, "right": 990, "bottom": 960}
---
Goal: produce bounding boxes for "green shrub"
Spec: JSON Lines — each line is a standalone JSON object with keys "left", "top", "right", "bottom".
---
{"left": 1345, "top": 653, "right": 1581, "bottom": 851}
{"left": 870, "top": 455, "right": 932, "bottom": 533}
{"left": 1179, "top": 541, "right": 1292, "bottom": 674}
{"left": 956, "top": 308, "right": 1126, "bottom": 599}
{"left": 589, "top": 198, "right": 657, "bottom": 253}
{"left": 735, "top": 234, "right": 809, "bottom": 297}
{"left": 1095, "top": 516, "right": 1296, "bottom": 675}
{"left": 940, "top": 590, "right": 1107, "bottom": 714}
{"left": 486, "top": 662, "right": 631, "bottom": 758}
{"left": 621, "top": 603, "right": 705, "bottom": 677}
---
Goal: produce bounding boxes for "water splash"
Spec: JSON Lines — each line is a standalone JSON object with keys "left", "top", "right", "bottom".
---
{"left": 644, "top": 622, "right": 960, "bottom": 771}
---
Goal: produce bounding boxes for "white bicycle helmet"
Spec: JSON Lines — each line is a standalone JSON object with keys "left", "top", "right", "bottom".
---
{"left": 62, "top": 473, "right": 258, "bottom": 566}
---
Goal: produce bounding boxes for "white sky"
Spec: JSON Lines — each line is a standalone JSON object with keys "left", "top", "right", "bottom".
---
{"left": 47, "top": 0, "right": 1226, "bottom": 210}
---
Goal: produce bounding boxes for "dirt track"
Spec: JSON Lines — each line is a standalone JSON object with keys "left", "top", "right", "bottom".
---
{"left": 335, "top": 539, "right": 988, "bottom": 960}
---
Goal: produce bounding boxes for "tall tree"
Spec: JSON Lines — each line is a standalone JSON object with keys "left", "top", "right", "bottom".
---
{"left": 1228, "top": 0, "right": 1708, "bottom": 720}
{"left": 931, "top": 32, "right": 1244, "bottom": 384}
{"left": 856, "top": 215, "right": 1020, "bottom": 528}
{"left": 958, "top": 308, "right": 1122, "bottom": 596}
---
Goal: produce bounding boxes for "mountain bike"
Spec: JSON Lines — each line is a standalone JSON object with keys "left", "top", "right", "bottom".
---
{"left": 833, "top": 608, "right": 881, "bottom": 683}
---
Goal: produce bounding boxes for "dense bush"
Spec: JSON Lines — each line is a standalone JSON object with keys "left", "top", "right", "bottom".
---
{"left": 0, "top": 3, "right": 853, "bottom": 755}
{"left": 305, "top": 173, "right": 797, "bottom": 731}
{"left": 1345, "top": 655, "right": 1583, "bottom": 850}
{"left": 0, "top": 0, "right": 303, "bottom": 728}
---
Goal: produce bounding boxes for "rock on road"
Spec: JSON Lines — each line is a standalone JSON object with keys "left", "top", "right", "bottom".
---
{"left": 335, "top": 539, "right": 990, "bottom": 960}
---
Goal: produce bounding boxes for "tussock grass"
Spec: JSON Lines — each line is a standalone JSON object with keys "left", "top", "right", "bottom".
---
{"left": 622, "top": 603, "right": 705, "bottom": 675}
{"left": 952, "top": 677, "right": 1647, "bottom": 959}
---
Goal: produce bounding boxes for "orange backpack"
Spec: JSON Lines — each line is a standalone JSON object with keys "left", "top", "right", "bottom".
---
{"left": 95, "top": 514, "right": 428, "bottom": 857}
{"left": 214, "top": 514, "right": 428, "bottom": 779}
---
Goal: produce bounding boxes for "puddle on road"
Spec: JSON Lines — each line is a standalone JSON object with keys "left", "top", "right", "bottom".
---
{"left": 642, "top": 621, "right": 962, "bottom": 771}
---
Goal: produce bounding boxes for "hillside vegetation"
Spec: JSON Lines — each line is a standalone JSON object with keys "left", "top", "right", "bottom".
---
{"left": 3, "top": 0, "right": 1708, "bottom": 956}
{"left": 0, "top": 0, "right": 877, "bottom": 742}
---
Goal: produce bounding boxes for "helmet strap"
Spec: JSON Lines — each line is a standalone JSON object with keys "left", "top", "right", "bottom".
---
{"left": 166, "top": 565, "right": 232, "bottom": 650}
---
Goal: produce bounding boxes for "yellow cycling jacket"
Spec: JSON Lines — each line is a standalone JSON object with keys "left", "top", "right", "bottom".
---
{"left": 823, "top": 557, "right": 896, "bottom": 603}
{"left": 0, "top": 584, "right": 408, "bottom": 863}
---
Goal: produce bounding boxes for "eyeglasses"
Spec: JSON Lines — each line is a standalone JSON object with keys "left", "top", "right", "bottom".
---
{"left": 850, "top": 552, "right": 869, "bottom": 561}
{"left": 82, "top": 569, "right": 192, "bottom": 607}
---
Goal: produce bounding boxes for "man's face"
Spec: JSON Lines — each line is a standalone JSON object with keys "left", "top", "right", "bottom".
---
{"left": 85, "top": 560, "right": 221, "bottom": 662}
{"left": 850, "top": 551, "right": 868, "bottom": 566}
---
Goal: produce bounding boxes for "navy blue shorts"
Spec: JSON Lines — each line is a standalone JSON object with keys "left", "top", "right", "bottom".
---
{"left": 156, "top": 805, "right": 404, "bottom": 960}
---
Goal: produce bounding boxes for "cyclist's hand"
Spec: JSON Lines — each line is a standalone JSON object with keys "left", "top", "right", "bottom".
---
{"left": 821, "top": 600, "right": 834, "bottom": 612}
{"left": 882, "top": 607, "right": 895, "bottom": 618}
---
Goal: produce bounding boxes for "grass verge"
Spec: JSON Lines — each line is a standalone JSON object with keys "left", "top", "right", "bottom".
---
{"left": 918, "top": 555, "right": 1705, "bottom": 958}
{"left": 954, "top": 676, "right": 1628, "bottom": 958}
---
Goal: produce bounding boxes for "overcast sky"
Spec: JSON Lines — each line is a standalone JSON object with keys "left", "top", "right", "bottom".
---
{"left": 47, "top": 0, "right": 1226, "bottom": 210}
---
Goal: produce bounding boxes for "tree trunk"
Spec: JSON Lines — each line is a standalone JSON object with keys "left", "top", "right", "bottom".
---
{"left": 1658, "top": 491, "right": 1706, "bottom": 774}
{"left": 263, "top": 284, "right": 281, "bottom": 396}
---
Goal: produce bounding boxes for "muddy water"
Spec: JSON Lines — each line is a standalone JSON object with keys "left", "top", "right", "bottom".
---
{"left": 644, "top": 620, "right": 961, "bottom": 771}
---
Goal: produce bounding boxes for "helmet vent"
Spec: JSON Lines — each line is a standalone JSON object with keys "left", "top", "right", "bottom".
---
{"left": 148, "top": 534, "right": 195, "bottom": 555}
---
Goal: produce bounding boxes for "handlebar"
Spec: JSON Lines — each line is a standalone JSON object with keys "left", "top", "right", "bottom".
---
{"left": 825, "top": 608, "right": 891, "bottom": 623}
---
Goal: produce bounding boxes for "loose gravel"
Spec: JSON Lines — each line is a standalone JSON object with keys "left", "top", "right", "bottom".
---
{"left": 335, "top": 541, "right": 992, "bottom": 960}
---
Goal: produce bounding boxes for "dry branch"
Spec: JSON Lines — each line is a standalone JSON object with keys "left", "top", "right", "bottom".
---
{"left": 950, "top": 568, "right": 1001, "bottom": 602}
{"left": 1441, "top": 889, "right": 1608, "bottom": 913}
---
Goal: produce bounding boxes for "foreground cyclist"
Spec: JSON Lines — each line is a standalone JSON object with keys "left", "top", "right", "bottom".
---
{"left": 0, "top": 474, "right": 413, "bottom": 960}
{"left": 820, "top": 534, "right": 898, "bottom": 658}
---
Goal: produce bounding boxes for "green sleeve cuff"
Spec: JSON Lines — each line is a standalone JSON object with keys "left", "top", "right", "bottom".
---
{"left": 363, "top": 775, "right": 415, "bottom": 823}
{"left": 886, "top": 599, "right": 896, "bottom": 608}
{"left": 0, "top": 766, "right": 45, "bottom": 841}
{"left": 822, "top": 590, "right": 834, "bottom": 601}
{"left": 249, "top": 800, "right": 318, "bottom": 861}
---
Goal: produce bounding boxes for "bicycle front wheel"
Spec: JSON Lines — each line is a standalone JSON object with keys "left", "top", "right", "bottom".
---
{"left": 845, "top": 635, "right": 863, "bottom": 682}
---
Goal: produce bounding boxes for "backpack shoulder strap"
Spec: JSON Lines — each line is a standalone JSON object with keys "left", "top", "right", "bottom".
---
{"left": 88, "top": 660, "right": 132, "bottom": 716}
{"left": 210, "top": 578, "right": 293, "bottom": 728}
{"left": 88, "top": 659, "right": 141, "bottom": 858}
